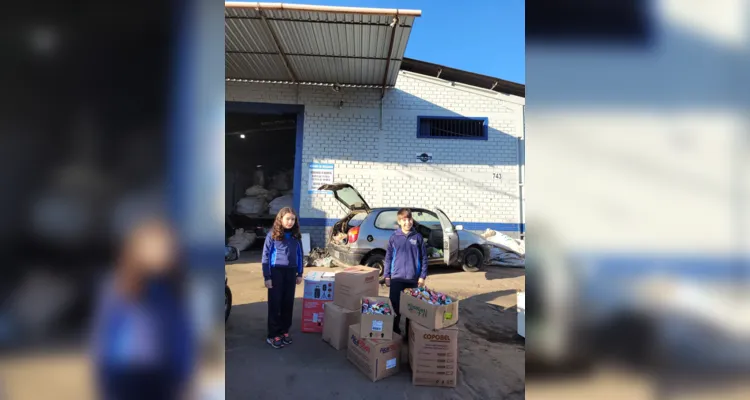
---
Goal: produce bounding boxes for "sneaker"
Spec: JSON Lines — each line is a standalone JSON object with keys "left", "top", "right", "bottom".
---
{"left": 281, "top": 333, "right": 293, "bottom": 346}
{"left": 266, "top": 336, "right": 283, "bottom": 349}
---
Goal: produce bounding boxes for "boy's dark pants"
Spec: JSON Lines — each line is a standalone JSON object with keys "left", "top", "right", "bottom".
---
{"left": 389, "top": 279, "right": 418, "bottom": 339}
{"left": 267, "top": 267, "right": 297, "bottom": 338}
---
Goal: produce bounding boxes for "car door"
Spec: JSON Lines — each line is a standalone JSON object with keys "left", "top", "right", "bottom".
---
{"left": 434, "top": 208, "right": 459, "bottom": 265}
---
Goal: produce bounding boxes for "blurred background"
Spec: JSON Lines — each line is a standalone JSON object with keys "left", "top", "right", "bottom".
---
{"left": 0, "top": 0, "right": 225, "bottom": 399}
{"left": 526, "top": 0, "right": 750, "bottom": 399}
{"left": 1, "top": 0, "right": 749, "bottom": 399}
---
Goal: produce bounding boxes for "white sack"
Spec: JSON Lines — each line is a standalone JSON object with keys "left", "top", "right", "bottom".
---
{"left": 236, "top": 196, "right": 267, "bottom": 215}
{"left": 227, "top": 228, "right": 257, "bottom": 252}
{"left": 485, "top": 231, "right": 525, "bottom": 255}
{"left": 244, "top": 185, "right": 269, "bottom": 197}
{"left": 269, "top": 195, "right": 294, "bottom": 215}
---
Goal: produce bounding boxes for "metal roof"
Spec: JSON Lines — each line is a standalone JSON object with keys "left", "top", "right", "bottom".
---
{"left": 225, "top": 2, "right": 421, "bottom": 94}
{"left": 400, "top": 58, "right": 526, "bottom": 98}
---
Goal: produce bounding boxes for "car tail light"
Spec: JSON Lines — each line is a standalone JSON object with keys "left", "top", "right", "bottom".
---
{"left": 348, "top": 226, "right": 360, "bottom": 243}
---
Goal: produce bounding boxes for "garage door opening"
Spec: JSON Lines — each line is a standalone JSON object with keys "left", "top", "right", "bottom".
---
{"left": 226, "top": 110, "right": 298, "bottom": 251}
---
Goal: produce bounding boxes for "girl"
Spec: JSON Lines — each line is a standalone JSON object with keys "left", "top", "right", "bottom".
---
{"left": 91, "top": 218, "right": 194, "bottom": 400}
{"left": 262, "top": 207, "right": 304, "bottom": 348}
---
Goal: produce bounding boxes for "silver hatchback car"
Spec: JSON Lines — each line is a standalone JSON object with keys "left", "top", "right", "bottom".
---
{"left": 319, "top": 183, "right": 491, "bottom": 277}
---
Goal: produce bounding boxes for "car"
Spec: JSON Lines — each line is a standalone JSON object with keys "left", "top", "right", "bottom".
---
{"left": 318, "top": 183, "right": 492, "bottom": 277}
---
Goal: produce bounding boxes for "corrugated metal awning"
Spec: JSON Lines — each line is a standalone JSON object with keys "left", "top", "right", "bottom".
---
{"left": 225, "top": 2, "right": 421, "bottom": 95}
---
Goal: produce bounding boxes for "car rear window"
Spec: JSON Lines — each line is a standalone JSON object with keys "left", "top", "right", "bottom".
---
{"left": 348, "top": 213, "right": 367, "bottom": 227}
{"left": 374, "top": 211, "right": 398, "bottom": 230}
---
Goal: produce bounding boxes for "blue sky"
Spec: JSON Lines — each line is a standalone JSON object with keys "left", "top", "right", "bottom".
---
{"left": 261, "top": 0, "right": 526, "bottom": 83}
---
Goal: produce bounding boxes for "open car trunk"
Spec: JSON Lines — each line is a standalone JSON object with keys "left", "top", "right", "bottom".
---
{"left": 319, "top": 183, "right": 371, "bottom": 246}
{"left": 329, "top": 211, "right": 367, "bottom": 246}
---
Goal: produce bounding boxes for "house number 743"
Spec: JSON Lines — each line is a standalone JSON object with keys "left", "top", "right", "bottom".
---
{"left": 493, "top": 173, "right": 502, "bottom": 179}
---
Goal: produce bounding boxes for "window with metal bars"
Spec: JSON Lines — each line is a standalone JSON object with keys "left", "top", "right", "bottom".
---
{"left": 417, "top": 117, "right": 489, "bottom": 140}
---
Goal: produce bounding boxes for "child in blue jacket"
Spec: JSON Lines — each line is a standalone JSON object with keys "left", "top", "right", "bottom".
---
{"left": 384, "top": 208, "right": 428, "bottom": 340}
{"left": 262, "top": 207, "right": 304, "bottom": 349}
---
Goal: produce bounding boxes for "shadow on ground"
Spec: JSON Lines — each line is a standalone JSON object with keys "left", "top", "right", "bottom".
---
{"left": 400, "top": 262, "right": 525, "bottom": 283}
{"left": 226, "top": 291, "right": 524, "bottom": 400}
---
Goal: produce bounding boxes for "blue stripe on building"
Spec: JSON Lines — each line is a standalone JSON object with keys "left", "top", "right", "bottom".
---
{"left": 299, "top": 218, "right": 523, "bottom": 232}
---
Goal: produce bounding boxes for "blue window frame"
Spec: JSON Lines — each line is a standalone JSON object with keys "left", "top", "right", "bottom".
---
{"left": 417, "top": 116, "right": 489, "bottom": 140}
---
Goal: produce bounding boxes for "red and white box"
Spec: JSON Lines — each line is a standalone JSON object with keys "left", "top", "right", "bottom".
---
{"left": 301, "top": 298, "right": 331, "bottom": 333}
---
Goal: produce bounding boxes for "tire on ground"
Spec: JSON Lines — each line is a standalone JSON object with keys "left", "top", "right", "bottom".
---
{"left": 364, "top": 252, "right": 386, "bottom": 278}
{"left": 461, "top": 247, "right": 484, "bottom": 272}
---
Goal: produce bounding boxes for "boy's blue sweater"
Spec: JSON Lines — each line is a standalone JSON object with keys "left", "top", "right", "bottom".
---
{"left": 262, "top": 231, "right": 303, "bottom": 280}
{"left": 384, "top": 228, "right": 428, "bottom": 281}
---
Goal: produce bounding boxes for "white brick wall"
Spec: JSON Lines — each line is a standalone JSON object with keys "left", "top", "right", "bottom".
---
{"left": 227, "top": 71, "right": 525, "bottom": 242}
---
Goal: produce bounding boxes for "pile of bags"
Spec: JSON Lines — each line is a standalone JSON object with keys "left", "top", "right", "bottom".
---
{"left": 236, "top": 185, "right": 269, "bottom": 215}
{"left": 269, "top": 194, "right": 293, "bottom": 216}
{"left": 234, "top": 169, "right": 294, "bottom": 216}
{"left": 481, "top": 228, "right": 525, "bottom": 254}
{"left": 226, "top": 228, "right": 257, "bottom": 252}
{"left": 481, "top": 229, "right": 525, "bottom": 267}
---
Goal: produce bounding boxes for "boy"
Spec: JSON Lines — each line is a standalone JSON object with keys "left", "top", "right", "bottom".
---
{"left": 384, "top": 208, "right": 428, "bottom": 340}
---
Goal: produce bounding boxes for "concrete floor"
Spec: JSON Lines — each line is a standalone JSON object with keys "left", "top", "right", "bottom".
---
{"left": 225, "top": 251, "right": 526, "bottom": 400}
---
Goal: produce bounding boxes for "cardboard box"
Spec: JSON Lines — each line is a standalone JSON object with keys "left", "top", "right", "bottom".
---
{"left": 333, "top": 266, "right": 379, "bottom": 311}
{"left": 359, "top": 296, "right": 395, "bottom": 340}
{"left": 303, "top": 271, "right": 336, "bottom": 300}
{"left": 408, "top": 322, "right": 459, "bottom": 388}
{"left": 347, "top": 324, "right": 401, "bottom": 382}
{"left": 301, "top": 299, "right": 330, "bottom": 333}
{"left": 400, "top": 291, "right": 459, "bottom": 330}
{"left": 322, "top": 302, "right": 360, "bottom": 350}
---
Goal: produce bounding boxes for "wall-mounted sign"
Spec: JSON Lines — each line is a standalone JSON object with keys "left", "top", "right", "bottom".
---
{"left": 308, "top": 163, "right": 335, "bottom": 194}
{"left": 416, "top": 153, "right": 433, "bottom": 163}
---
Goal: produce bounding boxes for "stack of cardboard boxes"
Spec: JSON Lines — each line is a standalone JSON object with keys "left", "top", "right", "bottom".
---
{"left": 317, "top": 266, "right": 403, "bottom": 383}
{"left": 346, "top": 294, "right": 402, "bottom": 383}
{"left": 400, "top": 288, "right": 460, "bottom": 388}
{"left": 320, "top": 266, "right": 378, "bottom": 349}
{"left": 308, "top": 265, "right": 460, "bottom": 387}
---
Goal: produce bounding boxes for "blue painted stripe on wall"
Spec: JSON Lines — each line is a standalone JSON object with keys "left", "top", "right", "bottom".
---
{"left": 298, "top": 218, "right": 524, "bottom": 232}
{"left": 458, "top": 222, "right": 523, "bottom": 232}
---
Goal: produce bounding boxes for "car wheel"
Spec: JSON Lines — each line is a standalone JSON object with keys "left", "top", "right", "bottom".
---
{"left": 364, "top": 253, "right": 386, "bottom": 277}
{"left": 462, "top": 247, "right": 484, "bottom": 272}
{"left": 225, "top": 285, "right": 232, "bottom": 322}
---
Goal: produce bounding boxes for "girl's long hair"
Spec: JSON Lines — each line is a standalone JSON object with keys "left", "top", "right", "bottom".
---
{"left": 271, "top": 207, "right": 301, "bottom": 241}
